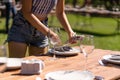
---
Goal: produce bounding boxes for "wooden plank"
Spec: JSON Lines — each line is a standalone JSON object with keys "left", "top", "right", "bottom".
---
{"left": 0, "top": 48, "right": 120, "bottom": 80}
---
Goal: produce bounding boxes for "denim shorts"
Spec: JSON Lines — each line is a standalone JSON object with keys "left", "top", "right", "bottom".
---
{"left": 7, "top": 11, "right": 49, "bottom": 48}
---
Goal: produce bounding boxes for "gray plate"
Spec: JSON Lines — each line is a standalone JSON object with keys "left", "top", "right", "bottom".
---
{"left": 102, "top": 55, "right": 120, "bottom": 65}
{"left": 49, "top": 48, "right": 79, "bottom": 56}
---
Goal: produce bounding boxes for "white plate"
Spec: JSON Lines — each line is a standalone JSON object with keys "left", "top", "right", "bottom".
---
{"left": 0, "top": 57, "right": 7, "bottom": 63}
{"left": 102, "top": 55, "right": 120, "bottom": 65}
{"left": 45, "top": 70, "right": 95, "bottom": 80}
{"left": 49, "top": 48, "right": 79, "bottom": 56}
{"left": 6, "top": 58, "right": 23, "bottom": 70}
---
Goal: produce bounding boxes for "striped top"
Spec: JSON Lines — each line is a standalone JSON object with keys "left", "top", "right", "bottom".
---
{"left": 32, "top": 0, "right": 57, "bottom": 18}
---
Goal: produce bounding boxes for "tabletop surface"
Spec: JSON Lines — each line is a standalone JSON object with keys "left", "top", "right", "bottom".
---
{"left": 0, "top": 47, "right": 120, "bottom": 80}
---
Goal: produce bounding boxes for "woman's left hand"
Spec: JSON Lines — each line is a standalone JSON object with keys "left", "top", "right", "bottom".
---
{"left": 68, "top": 32, "right": 77, "bottom": 44}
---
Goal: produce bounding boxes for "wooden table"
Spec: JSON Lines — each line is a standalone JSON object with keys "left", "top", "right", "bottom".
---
{"left": 0, "top": 47, "right": 120, "bottom": 80}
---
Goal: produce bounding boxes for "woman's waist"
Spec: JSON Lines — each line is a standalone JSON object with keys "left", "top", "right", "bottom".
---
{"left": 18, "top": 10, "right": 48, "bottom": 22}
{"left": 34, "top": 14, "right": 48, "bottom": 21}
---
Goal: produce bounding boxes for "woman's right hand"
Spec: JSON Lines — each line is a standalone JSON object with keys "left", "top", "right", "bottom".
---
{"left": 48, "top": 30, "right": 62, "bottom": 45}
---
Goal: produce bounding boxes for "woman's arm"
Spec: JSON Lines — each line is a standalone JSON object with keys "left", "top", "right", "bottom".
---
{"left": 56, "top": 0, "right": 76, "bottom": 43}
{"left": 21, "top": 0, "right": 50, "bottom": 36}
{"left": 21, "top": 0, "right": 61, "bottom": 44}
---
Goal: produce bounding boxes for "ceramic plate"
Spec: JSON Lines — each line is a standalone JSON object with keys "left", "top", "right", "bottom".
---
{"left": 49, "top": 48, "right": 79, "bottom": 56}
{"left": 102, "top": 55, "right": 120, "bottom": 65}
{"left": 45, "top": 70, "right": 95, "bottom": 80}
{"left": 6, "top": 58, "right": 23, "bottom": 70}
{"left": 0, "top": 57, "right": 7, "bottom": 63}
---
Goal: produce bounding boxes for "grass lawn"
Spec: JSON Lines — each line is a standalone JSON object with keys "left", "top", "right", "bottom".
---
{"left": 48, "top": 13, "right": 120, "bottom": 51}
{"left": 0, "top": 13, "right": 120, "bottom": 52}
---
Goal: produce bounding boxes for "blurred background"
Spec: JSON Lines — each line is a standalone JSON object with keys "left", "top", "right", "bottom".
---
{"left": 0, "top": 0, "right": 120, "bottom": 51}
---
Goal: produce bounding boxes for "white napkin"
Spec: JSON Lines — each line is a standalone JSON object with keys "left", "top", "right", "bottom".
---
{"left": 21, "top": 59, "right": 45, "bottom": 74}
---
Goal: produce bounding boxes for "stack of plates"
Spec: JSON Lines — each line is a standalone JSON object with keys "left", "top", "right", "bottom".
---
{"left": 6, "top": 58, "right": 23, "bottom": 70}
{"left": 102, "top": 54, "right": 120, "bottom": 65}
{"left": 49, "top": 48, "right": 80, "bottom": 56}
{"left": 45, "top": 70, "right": 95, "bottom": 80}
{"left": 0, "top": 57, "right": 23, "bottom": 70}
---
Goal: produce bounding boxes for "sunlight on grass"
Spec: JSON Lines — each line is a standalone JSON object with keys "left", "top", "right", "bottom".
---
{"left": 0, "top": 13, "right": 120, "bottom": 51}
{"left": 48, "top": 13, "right": 120, "bottom": 51}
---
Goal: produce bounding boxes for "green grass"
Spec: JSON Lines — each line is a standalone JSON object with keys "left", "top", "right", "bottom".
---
{"left": 0, "top": 13, "right": 120, "bottom": 51}
{"left": 48, "top": 13, "right": 120, "bottom": 51}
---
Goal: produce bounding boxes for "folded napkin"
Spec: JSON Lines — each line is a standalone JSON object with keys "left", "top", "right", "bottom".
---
{"left": 21, "top": 59, "right": 45, "bottom": 74}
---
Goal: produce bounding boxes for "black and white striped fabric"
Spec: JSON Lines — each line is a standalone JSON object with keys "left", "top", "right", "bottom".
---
{"left": 32, "top": 0, "right": 57, "bottom": 18}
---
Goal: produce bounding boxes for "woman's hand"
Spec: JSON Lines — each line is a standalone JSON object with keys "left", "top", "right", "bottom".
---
{"left": 68, "top": 32, "right": 77, "bottom": 44}
{"left": 68, "top": 32, "right": 85, "bottom": 44}
{"left": 48, "top": 30, "right": 62, "bottom": 45}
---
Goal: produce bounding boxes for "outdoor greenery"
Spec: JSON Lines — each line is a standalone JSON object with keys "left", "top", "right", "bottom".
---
{"left": 0, "top": 13, "right": 120, "bottom": 52}
{"left": 48, "top": 13, "right": 120, "bottom": 51}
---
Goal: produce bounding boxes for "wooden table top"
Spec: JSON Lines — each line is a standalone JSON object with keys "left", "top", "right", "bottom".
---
{"left": 0, "top": 47, "right": 120, "bottom": 80}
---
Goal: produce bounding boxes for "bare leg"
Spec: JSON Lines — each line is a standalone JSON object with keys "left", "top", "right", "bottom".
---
{"left": 29, "top": 46, "right": 48, "bottom": 56}
{"left": 8, "top": 41, "right": 27, "bottom": 58}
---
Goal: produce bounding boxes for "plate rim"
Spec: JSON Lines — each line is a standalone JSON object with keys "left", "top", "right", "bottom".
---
{"left": 6, "top": 58, "right": 23, "bottom": 70}
{"left": 49, "top": 48, "right": 79, "bottom": 56}
{"left": 45, "top": 70, "right": 95, "bottom": 80}
{"left": 102, "top": 55, "right": 120, "bottom": 64}
{"left": 0, "top": 57, "right": 7, "bottom": 63}
{"left": 102, "top": 55, "right": 112, "bottom": 60}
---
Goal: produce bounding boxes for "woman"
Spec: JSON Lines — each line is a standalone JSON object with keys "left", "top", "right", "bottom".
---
{"left": 7, "top": 0, "right": 76, "bottom": 58}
